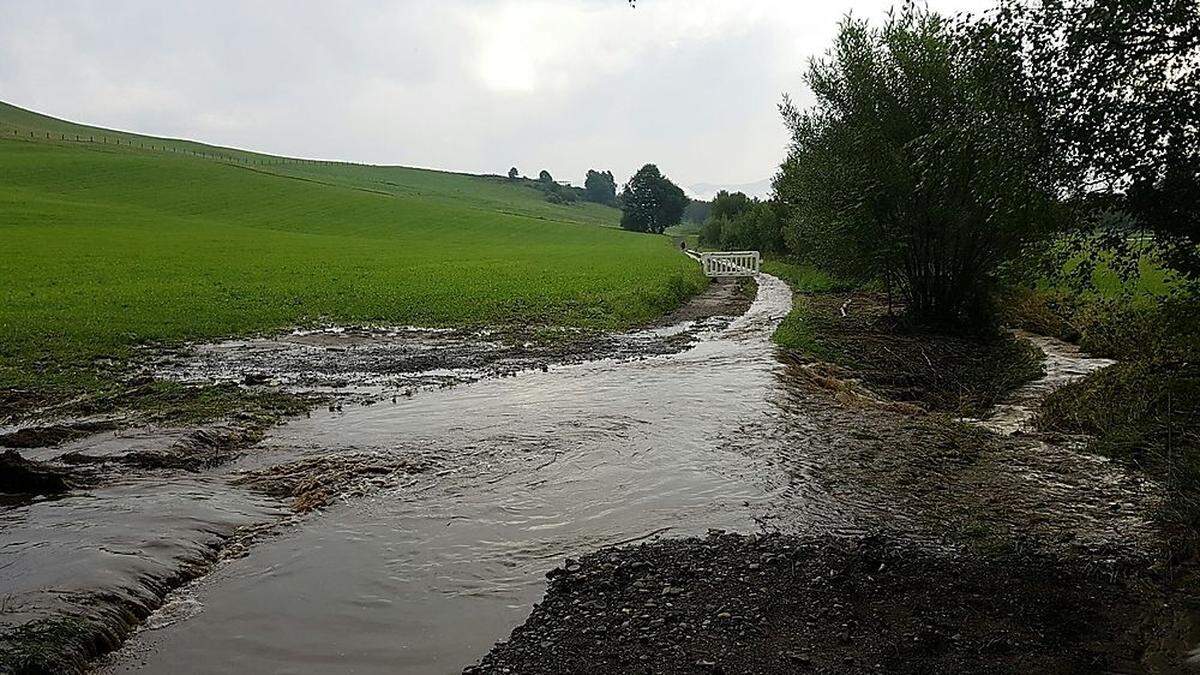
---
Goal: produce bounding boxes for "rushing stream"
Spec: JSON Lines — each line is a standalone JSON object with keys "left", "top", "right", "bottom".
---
{"left": 96, "top": 275, "right": 795, "bottom": 673}
{"left": 2, "top": 273, "right": 1158, "bottom": 674}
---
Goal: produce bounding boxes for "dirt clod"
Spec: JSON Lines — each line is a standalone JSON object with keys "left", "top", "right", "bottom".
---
{"left": 0, "top": 421, "right": 116, "bottom": 449}
{"left": 233, "top": 452, "right": 431, "bottom": 512}
{"left": 0, "top": 450, "right": 73, "bottom": 494}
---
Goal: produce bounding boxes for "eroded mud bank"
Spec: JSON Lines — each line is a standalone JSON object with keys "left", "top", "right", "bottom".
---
{"left": 140, "top": 278, "right": 754, "bottom": 401}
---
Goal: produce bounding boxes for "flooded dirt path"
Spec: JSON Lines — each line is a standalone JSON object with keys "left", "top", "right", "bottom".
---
{"left": 97, "top": 276, "right": 795, "bottom": 673}
{"left": 4, "top": 273, "right": 1166, "bottom": 673}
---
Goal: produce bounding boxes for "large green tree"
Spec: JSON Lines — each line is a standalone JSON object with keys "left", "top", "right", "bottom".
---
{"left": 619, "top": 164, "right": 689, "bottom": 234}
{"left": 700, "top": 194, "right": 785, "bottom": 253}
{"left": 709, "top": 190, "right": 753, "bottom": 222}
{"left": 775, "top": 5, "right": 1059, "bottom": 324}
{"left": 583, "top": 169, "right": 618, "bottom": 205}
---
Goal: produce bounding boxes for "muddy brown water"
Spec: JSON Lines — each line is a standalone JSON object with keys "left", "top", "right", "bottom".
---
{"left": 970, "top": 330, "right": 1116, "bottom": 436}
{"left": 1, "top": 274, "right": 1156, "bottom": 673}
{"left": 88, "top": 275, "right": 793, "bottom": 673}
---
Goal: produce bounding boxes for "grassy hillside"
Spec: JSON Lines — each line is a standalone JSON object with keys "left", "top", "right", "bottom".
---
{"left": 0, "top": 102, "right": 704, "bottom": 401}
{"left": 0, "top": 101, "right": 619, "bottom": 226}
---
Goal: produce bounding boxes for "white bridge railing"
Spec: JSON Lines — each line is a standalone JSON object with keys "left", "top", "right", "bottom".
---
{"left": 700, "top": 251, "right": 761, "bottom": 277}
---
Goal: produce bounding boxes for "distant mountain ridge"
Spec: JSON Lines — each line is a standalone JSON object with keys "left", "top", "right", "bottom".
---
{"left": 685, "top": 178, "right": 772, "bottom": 201}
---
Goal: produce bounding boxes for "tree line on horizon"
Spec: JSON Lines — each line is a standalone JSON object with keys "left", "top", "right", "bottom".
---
{"left": 505, "top": 166, "right": 620, "bottom": 207}
{"left": 506, "top": 162, "right": 697, "bottom": 236}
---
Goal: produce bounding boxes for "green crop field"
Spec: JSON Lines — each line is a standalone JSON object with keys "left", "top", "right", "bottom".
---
{"left": 0, "top": 102, "right": 704, "bottom": 398}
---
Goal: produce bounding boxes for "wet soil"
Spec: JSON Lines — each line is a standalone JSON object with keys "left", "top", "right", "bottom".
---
{"left": 233, "top": 451, "right": 433, "bottom": 513}
{"left": 0, "top": 450, "right": 73, "bottom": 495}
{"left": 790, "top": 293, "right": 1044, "bottom": 415}
{"left": 0, "top": 421, "right": 117, "bottom": 449}
{"left": 471, "top": 532, "right": 1175, "bottom": 674}
{"left": 761, "top": 354, "right": 1164, "bottom": 559}
{"left": 656, "top": 277, "right": 755, "bottom": 325}
{"left": 139, "top": 278, "right": 755, "bottom": 402}
{"left": 471, "top": 289, "right": 1196, "bottom": 673}
{"left": 4, "top": 274, "right": 1194, "bottom": 673}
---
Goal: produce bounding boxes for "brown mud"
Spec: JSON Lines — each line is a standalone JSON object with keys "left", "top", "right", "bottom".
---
{"left": 139, "top": 278, "right": 756, "bottom": 402}
{"left": 233, "top": 451, "right": 433, "bottom": 513}
{"left": 790, "top": 293, "right": 1044, "bottom": 415}
{"left": 0, "top": 450, "right": 73, "bottom": 495}
{"left": 0, "top": 421, "right": 118, "bottom": 449}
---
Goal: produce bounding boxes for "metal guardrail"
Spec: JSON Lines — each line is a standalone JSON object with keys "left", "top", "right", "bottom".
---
{"left": 700, "top": 251, "right": 761, "bottom": 277}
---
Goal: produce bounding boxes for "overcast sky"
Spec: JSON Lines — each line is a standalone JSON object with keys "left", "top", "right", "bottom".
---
{"left": 1, "top": 0, "right": 992, "bottom": 195}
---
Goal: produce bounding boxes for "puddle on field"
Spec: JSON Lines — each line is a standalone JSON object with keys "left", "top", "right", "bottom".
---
{"left": 142, "top": 318, "right": 732, "bottom": 396}
{"left": 97, "top": 275, "right": 794, "bottom": 674}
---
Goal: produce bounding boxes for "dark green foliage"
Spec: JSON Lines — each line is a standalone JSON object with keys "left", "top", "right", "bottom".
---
{"left": 583, "top": 169, "right": 618, "bottom": 206}
{"left": 619, "top": 164, "right": 689, "bottom": 234}
{"left": 700, "top": 200, "right": 782, "bottom": 253}
{"left": 774, "top": 5, "right": 1059, "bottom": 326}
{"left": 515, "top": 169, "right": 584, "bottom": 205}
{"left": 709, "top": 190, "right": 753, "bottom": 222}
{"left": 682, "top": 199, "right": 710, "bottom": 224}
{"left": 508, "top": 167, "right": 519, "bottom": 179}
{"left": 995, "top": 0, "right": 1200, "bottom": 283}
{"left": 699, "top": 198, "right": 785, "bottom": 253}
{"left": 543, "top": 186, "right": 579, "bottom": 204}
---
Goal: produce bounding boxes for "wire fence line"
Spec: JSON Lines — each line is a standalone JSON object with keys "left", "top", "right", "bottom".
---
{"left": 0, "top": 123, "right": 360, "bottom": 168}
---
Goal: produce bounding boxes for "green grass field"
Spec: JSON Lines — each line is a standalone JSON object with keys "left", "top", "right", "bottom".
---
{"left": 0, "top": 102, "right": 704, "bottom": 398}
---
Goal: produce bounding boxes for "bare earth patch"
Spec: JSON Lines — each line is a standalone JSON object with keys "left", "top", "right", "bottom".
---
{"left": 470, "top": 532, "right": 1185, "bottom": 674}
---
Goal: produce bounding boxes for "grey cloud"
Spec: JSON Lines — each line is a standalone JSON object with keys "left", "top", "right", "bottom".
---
{"left": 0, "top": 0, "right": 993, "bottom": 187}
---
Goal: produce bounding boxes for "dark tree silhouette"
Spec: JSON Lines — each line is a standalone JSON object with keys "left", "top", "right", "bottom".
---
{"left": 994, "top": 0, "right": 1200, "bottom": 282}
{"left": 583, "top": 169, "right": 617, "bottom": 205}
{"left": 775, "top": 6, "right": 1057, "bottom": 324}
{"left": 619, "top": 164, "right": 688, "bottom": 234}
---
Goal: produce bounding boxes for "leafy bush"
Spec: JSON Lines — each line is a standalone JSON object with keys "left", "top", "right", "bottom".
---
{"left": 774, "top": 5, "right": 1060, "bottom": 326}
{"left": 583, "top": 169, "right": 617, "bottom": 206}
{"left": 697, "top": 196, "right": 785, "bottom": 253}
